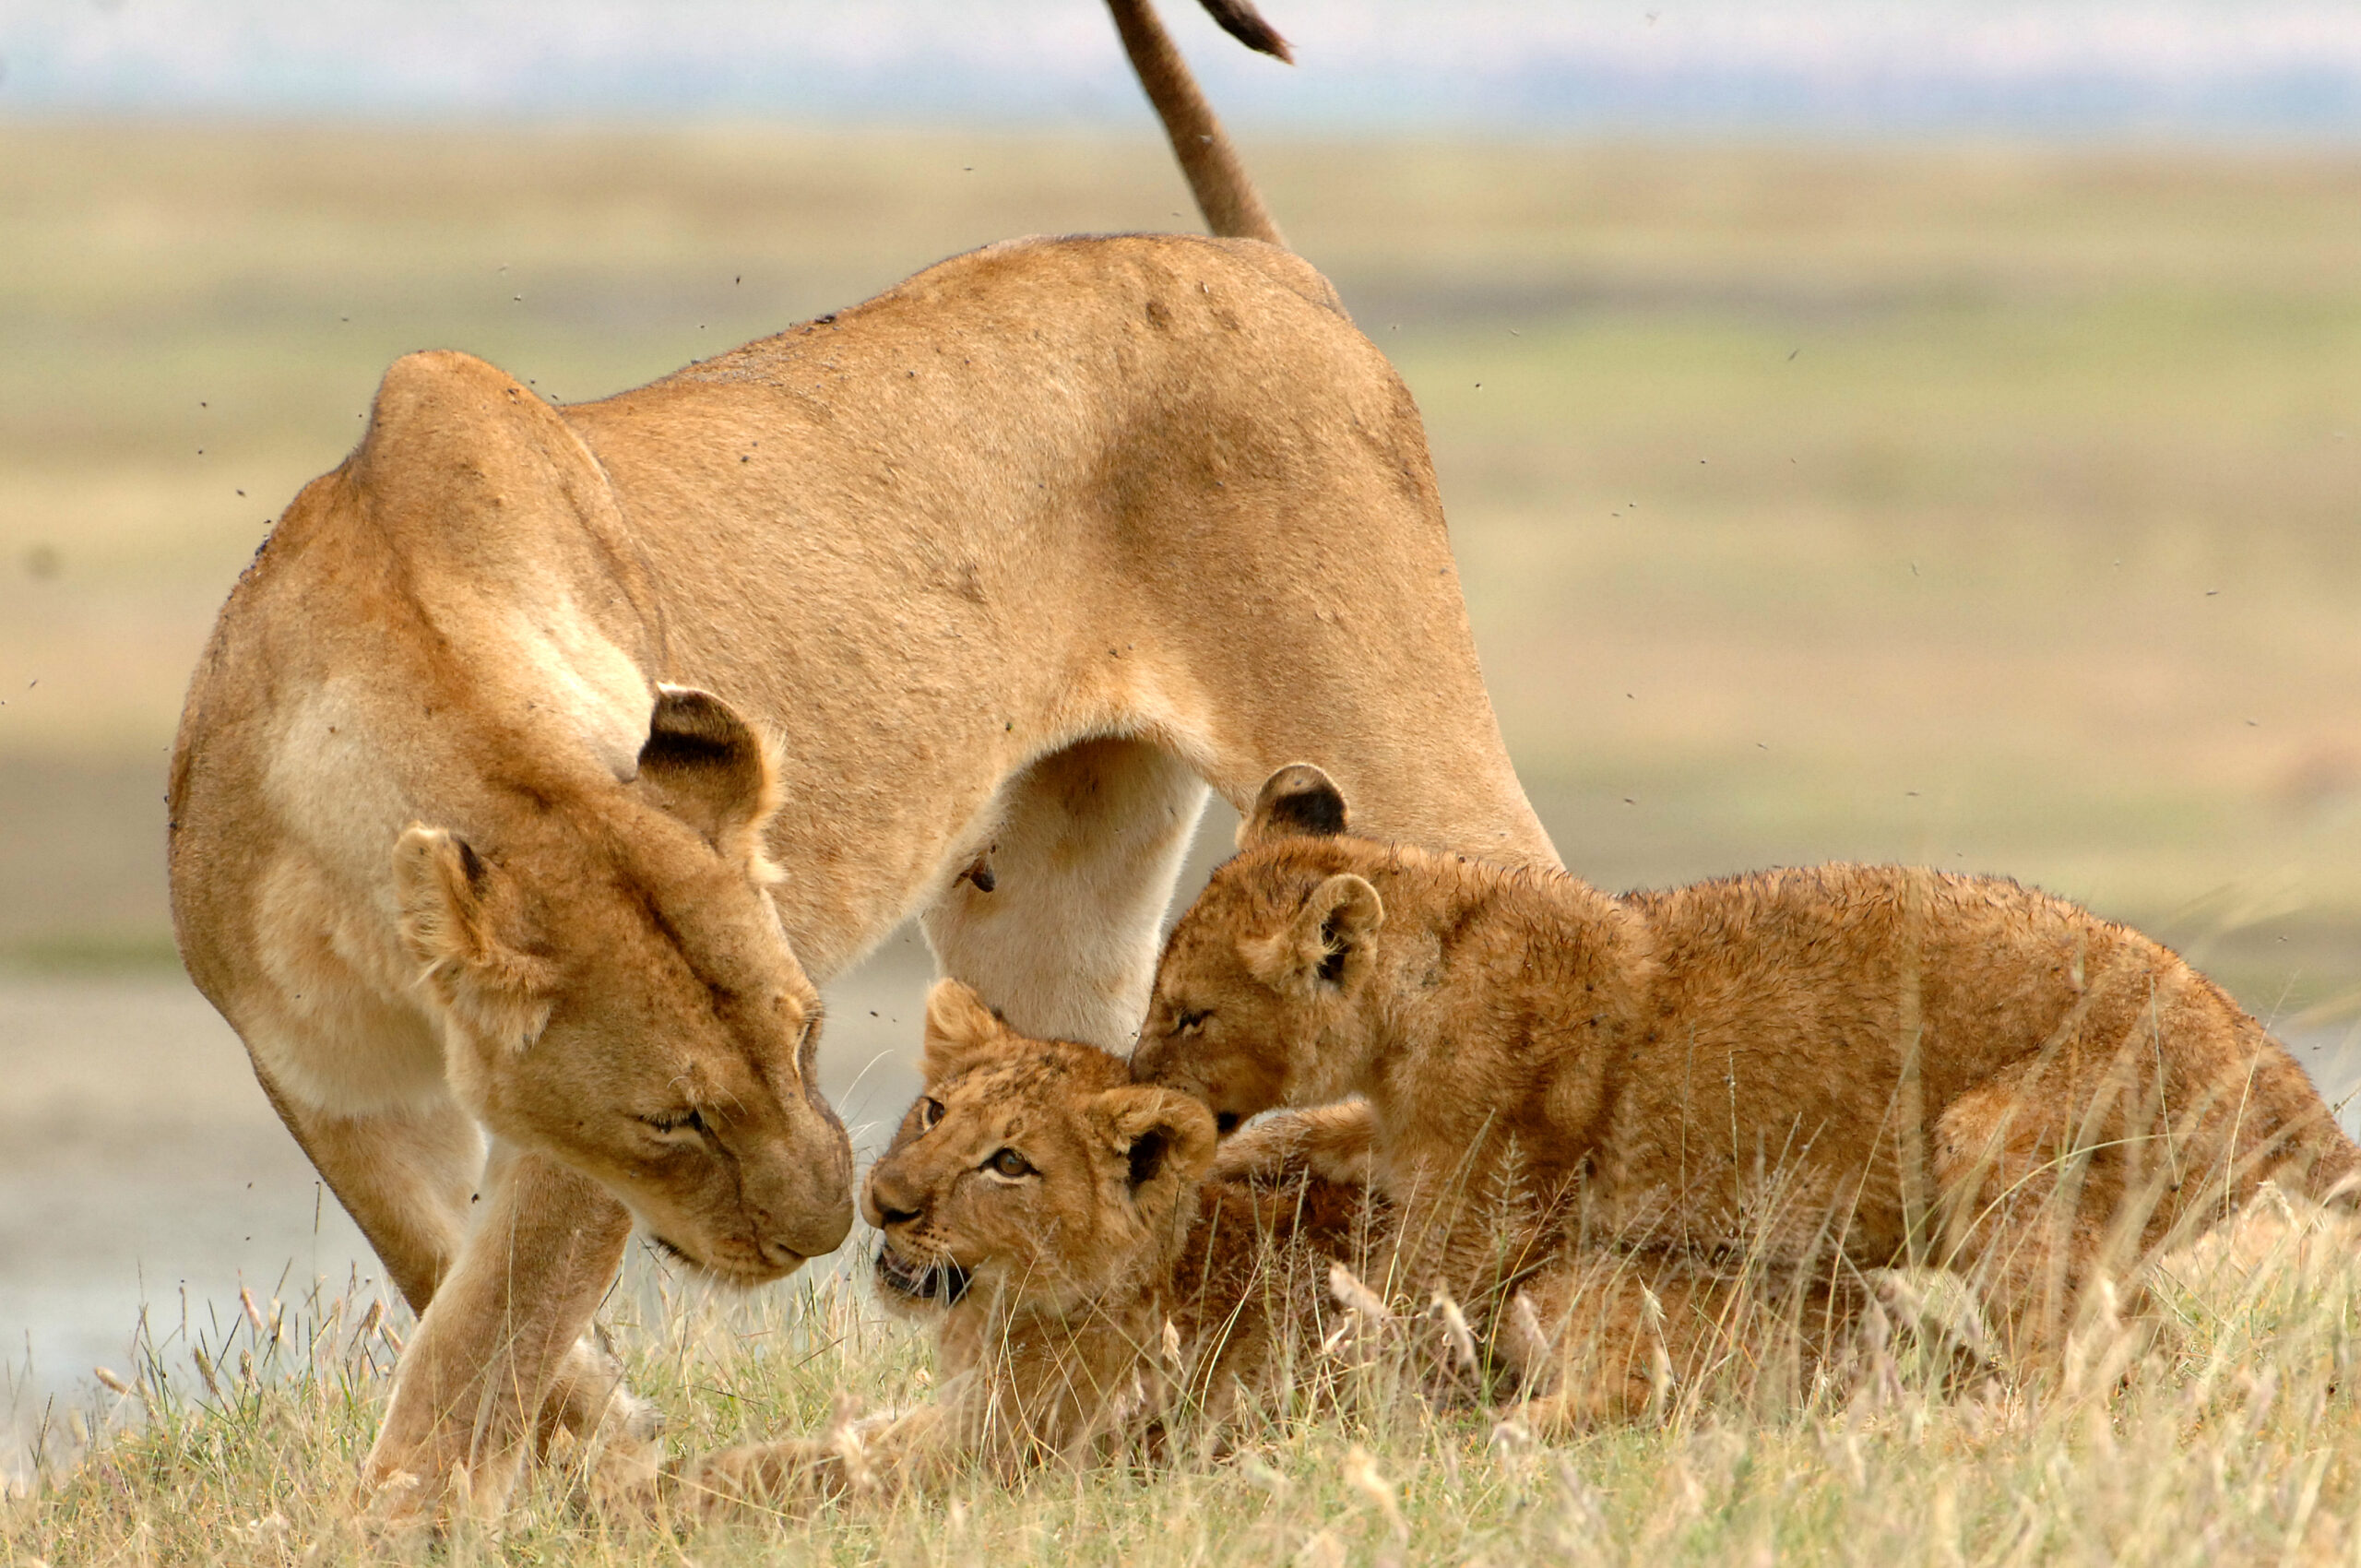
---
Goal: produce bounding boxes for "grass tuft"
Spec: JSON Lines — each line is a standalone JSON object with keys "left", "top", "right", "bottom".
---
{"left": 11, "top": 1191, "right": 2361, "bottom": 1566}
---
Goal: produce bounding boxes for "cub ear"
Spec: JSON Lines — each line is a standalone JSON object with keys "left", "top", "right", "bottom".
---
{"left": 1090, "top": 1085, "right": 1218, "bottom": 1198}
{"left": 1243, "top": 873, "right": 1384, "bottom": 993}
{"left": 391, "top": 825, "right": 555, "bottom": 1050}
{"left": 635, "top": 685, "right": 781, "bottom": 868}
{"left": 1237, "top": 763, "right": 1350, "bottom": 850}
{"left": 920, "top": 979, "right": 1014, "bottom": 1084}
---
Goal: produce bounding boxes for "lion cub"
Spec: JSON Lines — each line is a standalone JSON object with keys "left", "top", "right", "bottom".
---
{"left": 1132, "top": 766, "right": 2361, "bottom": 1429}
{"left": 682, "top": 980, "right": 1383, "bottom": 1512}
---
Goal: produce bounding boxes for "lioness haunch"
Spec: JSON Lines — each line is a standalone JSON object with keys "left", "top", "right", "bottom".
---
{"left": 679, "top": 980, "right": 1386, "bottom": 1512}
{"left": 1133, "top": 765, "right": 2361, "bottom": 1433}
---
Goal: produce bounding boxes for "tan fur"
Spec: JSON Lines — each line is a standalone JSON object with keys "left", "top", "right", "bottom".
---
{"left": 681, "top": 983, "right": 1383, "bottom": 1513}
{"left": 1133, "top": 768, "right": 2361, "bottom": 1431}
{"left": 165, "top": 7, "right": 1554, "bottom": 1516}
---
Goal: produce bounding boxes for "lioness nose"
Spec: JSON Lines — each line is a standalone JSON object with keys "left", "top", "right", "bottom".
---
{"left": 768, "top": 1198, "right": 854, "bottom": 1262}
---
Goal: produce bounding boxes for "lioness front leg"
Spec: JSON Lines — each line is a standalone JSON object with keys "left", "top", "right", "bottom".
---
{"left": 267, "top": 1066, "right": 656, "bottom": 1505}
{"left": 363, "top": 1146, "right": 636, "bottom": 1522}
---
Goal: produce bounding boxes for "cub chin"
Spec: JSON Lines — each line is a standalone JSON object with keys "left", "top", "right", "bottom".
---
{"left": 1133, "top": 765, "right": 2361, "bottom": 1432}
{"left": 678, "top": 980, "right": 1384, "bottom": 1515}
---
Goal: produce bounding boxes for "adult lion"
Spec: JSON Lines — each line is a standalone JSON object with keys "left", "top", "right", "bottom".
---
{"left": 167, "top": 0, "right": 1555, "bottom": 1519}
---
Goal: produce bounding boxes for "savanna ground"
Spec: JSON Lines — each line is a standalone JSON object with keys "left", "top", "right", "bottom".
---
{"left": 5, "top": 124, "right": 2361, "bottom": 1562}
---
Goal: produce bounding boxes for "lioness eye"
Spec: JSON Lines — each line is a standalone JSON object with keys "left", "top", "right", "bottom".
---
{"left": 640, "top": 1108, "right": 707, "bottom": 1135}
{"left": 917, "top": 1097, "right": 945, "bottom": 1132}
{"left": 986, "top": 1148, "right": 1034, "bottom": 1180}
{"left": 1176, "top": 1009, "right": 1210, "bottom": 1035}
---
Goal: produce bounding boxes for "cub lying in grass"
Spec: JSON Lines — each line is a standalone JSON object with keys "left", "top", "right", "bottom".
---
{"left": 1131, "top": 765, "right": 2361, "bottom": 1431}
{"left": 681, "top": 980, "right": 1384, "bottom": 1513}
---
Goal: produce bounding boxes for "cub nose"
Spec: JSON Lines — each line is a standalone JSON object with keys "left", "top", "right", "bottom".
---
{"left": 862, "top": 1162, "right": 924, "bottom": 1229}
{"left": 1129, "top": 1037, "right": 1172, "bottom": 1083}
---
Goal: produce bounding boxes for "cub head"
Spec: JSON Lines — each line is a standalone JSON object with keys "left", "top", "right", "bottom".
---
{"left": 862, "top": 980, "right": 1217, "bottom": 1319}
{"left": 392, "top": 684, "right": 855, "bottom": 1285}
{"left": 1131, "top": 764, "right": 1386, "bottom": 1133}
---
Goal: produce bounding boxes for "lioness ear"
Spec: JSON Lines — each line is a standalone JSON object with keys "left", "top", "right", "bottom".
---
{"left": 1090, "top": 1086, "right": 1217, "bottom": 1197}
{"left": 1237, "top": 763, "right": 1350, "bottom": 849}
{"left": 1243, "top": 873, "right": 1384, "bottom": 993}
{"left": 636, "top": 685, "right": 781, "bottom": 868}
{"left": 391, "top": 825, "right": 555, "bottom": 1050}
{"left": 921, "top": 979, "right": 1014, "bottom": 1084}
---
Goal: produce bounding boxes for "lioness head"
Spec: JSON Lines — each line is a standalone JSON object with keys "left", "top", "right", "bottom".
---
{"left": 863, "top": 980, "right": 1217, "bottom": 1318}
{"left": 392, "top": 684, "right": 855, "bottom": 1283}
{"left": 1132, "top": 765, "right": 1385, "bottom": 1132}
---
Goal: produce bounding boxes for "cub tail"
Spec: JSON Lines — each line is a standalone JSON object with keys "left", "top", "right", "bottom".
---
{"left": 1105, "top": 0, "right": 1291, "bottom": 248}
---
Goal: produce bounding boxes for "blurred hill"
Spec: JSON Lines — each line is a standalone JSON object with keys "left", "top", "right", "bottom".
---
{"left": 3, "top": 124, "right": 2359, "bottom": 1021}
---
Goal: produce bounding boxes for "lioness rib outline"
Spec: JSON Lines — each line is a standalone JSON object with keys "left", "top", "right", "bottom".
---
{"left": 166, "top": 0, "right": 1554, "bottom": 1524}
{"left": 1133, "top": 765, "right": 2361, "bottom": 1431}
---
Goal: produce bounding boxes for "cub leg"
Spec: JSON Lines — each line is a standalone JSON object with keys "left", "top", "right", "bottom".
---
{"left": 1931, "top": 1051, "right": 2169, "bottom": 1365}
{"left": 681, "top": 1405, "right": 950, "bottom": 1519}
{"left": 362, "top": 1144, "right": 636, "bottom": 1521}
{"left": 1209, "top": 1099, "right": 1379, "bottom": 1185}
{"left": 1501, "top": 1255, "right": 1706, "bottom": 1436}
{"left": 1503, "top": 1252, "right": 1856, "bottom": 1437}
{"left": 924, "top": 738, "right": 1206, "bottom": 1051}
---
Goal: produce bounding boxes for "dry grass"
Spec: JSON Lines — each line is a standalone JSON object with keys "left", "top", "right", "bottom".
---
{"left": 10, "top": 1188, "right": 2361, "bottom": 1566}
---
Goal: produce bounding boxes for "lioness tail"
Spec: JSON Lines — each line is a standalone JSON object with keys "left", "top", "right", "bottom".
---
{"left": 1106, "top": 0, "right": 1290, "bottom": 248}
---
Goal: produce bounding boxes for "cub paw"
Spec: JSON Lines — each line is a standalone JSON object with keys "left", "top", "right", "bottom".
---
{"left": 675, "top": 1439, "right": 843, "bottom": 1523}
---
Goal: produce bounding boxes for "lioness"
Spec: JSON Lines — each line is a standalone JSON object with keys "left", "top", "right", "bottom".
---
{"left": 167, "top": 0, "right": 1557, "bottom": 1518}
{"left": 1133, "top": 766, "right": 2361, "bottom": 1430}
{"left": 680, "top": 980, "right": 1384, "bottom": 1512}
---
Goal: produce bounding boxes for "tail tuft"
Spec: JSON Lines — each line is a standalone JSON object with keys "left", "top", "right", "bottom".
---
{"left": 1195, "top": 0, "right": 1294, "bottom": 63}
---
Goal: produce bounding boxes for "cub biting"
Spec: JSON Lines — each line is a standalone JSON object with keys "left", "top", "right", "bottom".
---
{"left": 681, "top": 980, "right": 1384, "bottom": 1513}
{"left": 1132, "top": 766, "right": 2361, "bottom": 1430}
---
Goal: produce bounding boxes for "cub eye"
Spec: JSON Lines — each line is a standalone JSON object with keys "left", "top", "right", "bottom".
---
{"left": 916, "top": 1097, "right": 945, "bottom": 1132}
{"left": 1175, "top": 1009, "right": 1211, "bottom": 1035}
{"left": 639, "top": 1108, "right": 708, "bottom": 1136}
{"left": 985, "top": 1147, "right": 1034, "bottom": 1180}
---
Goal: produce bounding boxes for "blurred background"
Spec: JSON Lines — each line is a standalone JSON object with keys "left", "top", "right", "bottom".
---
{"left": 6, "top": 0, "right": 2361, "bottom": 1471}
